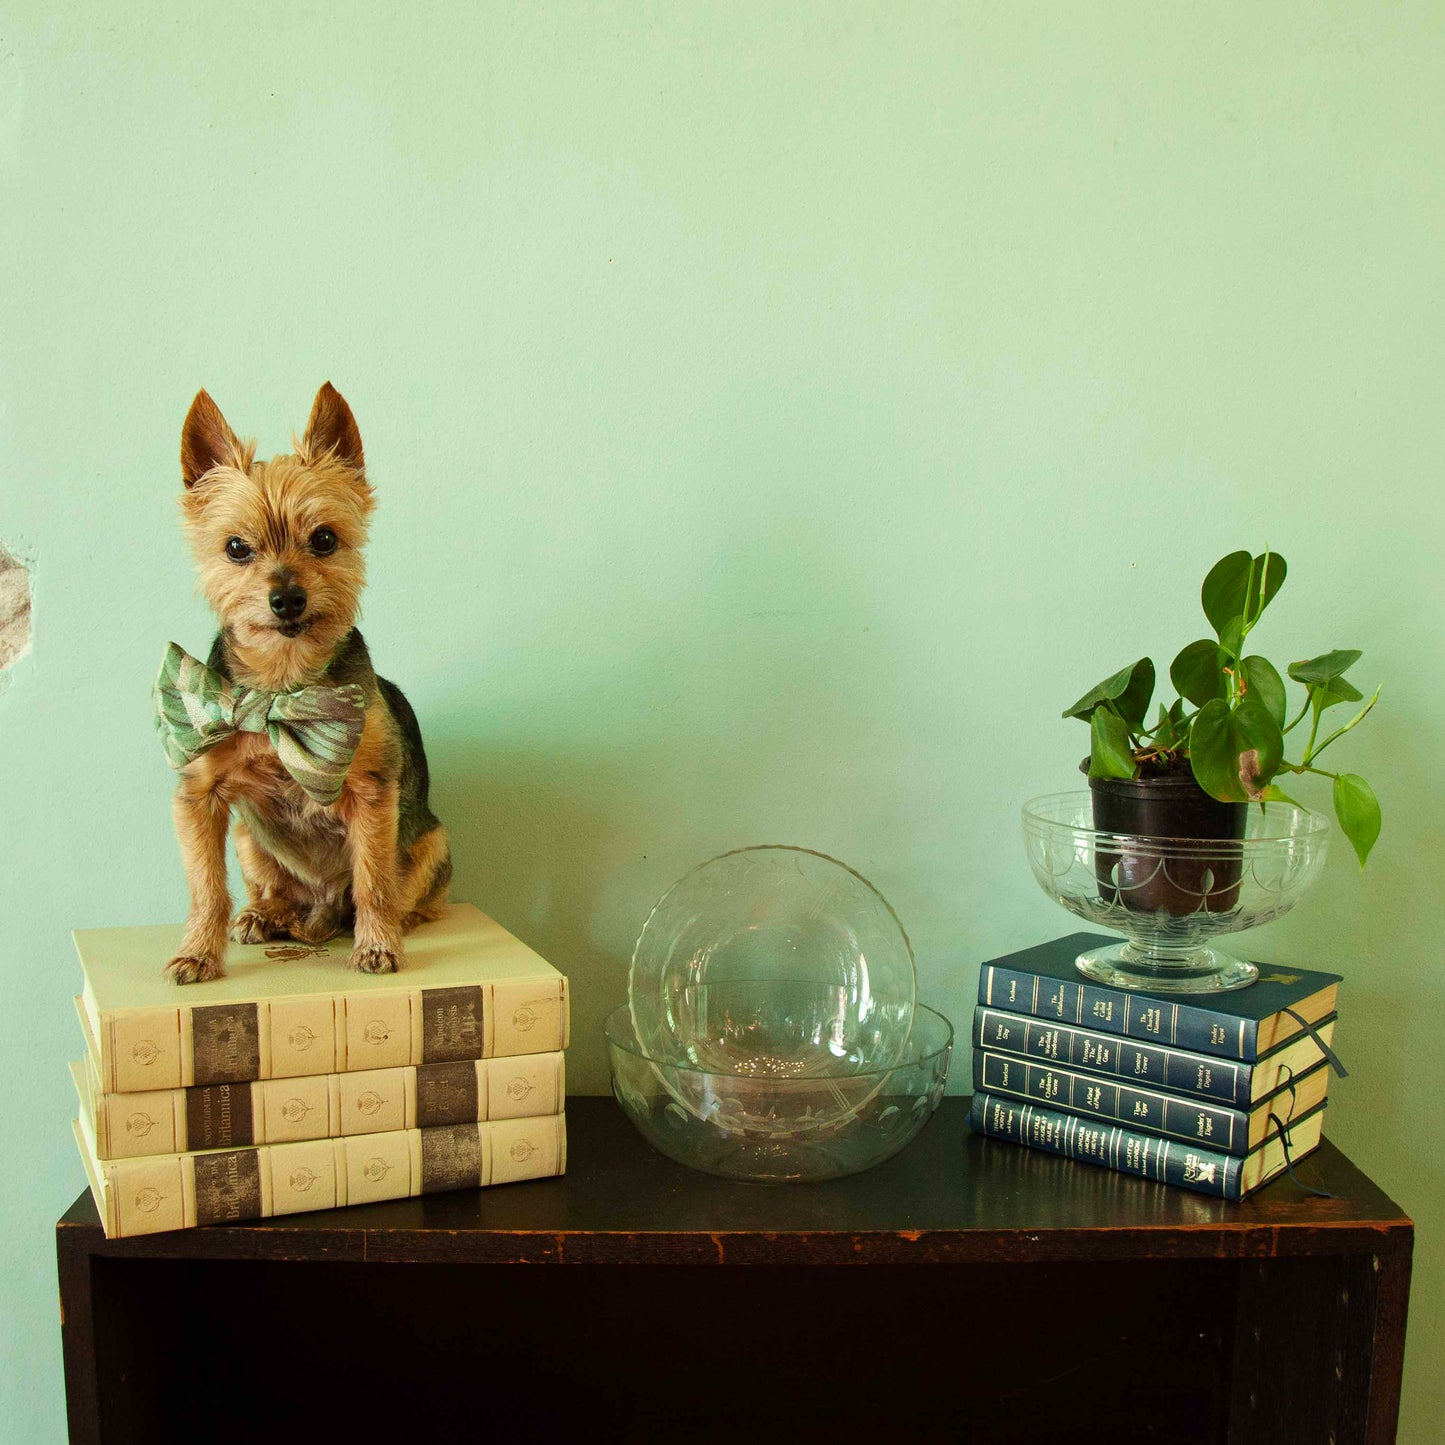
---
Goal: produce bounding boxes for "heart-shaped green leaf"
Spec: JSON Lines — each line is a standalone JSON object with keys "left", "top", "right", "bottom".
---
{"left": 1170, "top": 639, "right": 1227, "bottom": 707}
{"left": 1288, "top": 649, "right": 1363, "bottom": 685}
{"left": 1241, "top": 655, "right": 1287, "bottom": 727}
{"left": 1063, "top": 657, "right": 1155, "bottom": 728}
{"left": 1201, "top": 550, "right": 1287, "bottom": 642}
{"left": 1089, "top": 708, "right": 1138, "bottom": 779}
{"left": 1201, "top": 552, "right": 1252, "bottom": 638}
{"left": 1333, "top": 773, "right": 1381, "bottom": 868}
{"left": 1114, "top": 657, "right": 1155, "bottom": 730}
{"left": 1188, "top": 697, "right": 1284, "bottom": 803}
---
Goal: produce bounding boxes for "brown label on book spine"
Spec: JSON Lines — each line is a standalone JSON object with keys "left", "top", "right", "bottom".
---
{"left": 420, "top": 1123, "right": 483, "bottom": 1193}
{"left": 420, "top": 986, "right": 485, "bottom": 1063}
{"left": 415, "top": 1061, "right": 480, "bottom": 1127}
{"left": 193, "top": 1149, "right": 263, "bottom": 1225}
{"left": 190, "top": 1003, "right": 261, "bottom": 1086}
{"left": 186, "top": 1081, "right": 255, "bottom": 1150}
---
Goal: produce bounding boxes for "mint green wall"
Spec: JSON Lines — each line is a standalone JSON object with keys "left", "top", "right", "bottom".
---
{"left": 2, "top": 4, "right": 1441, "bottom": 1438}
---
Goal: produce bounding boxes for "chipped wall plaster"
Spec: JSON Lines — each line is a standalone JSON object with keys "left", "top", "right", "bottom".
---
{"left": 0, "top": 541, "right": 33, "bottom": 674}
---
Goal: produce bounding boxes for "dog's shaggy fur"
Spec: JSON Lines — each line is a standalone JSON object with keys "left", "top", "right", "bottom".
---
{"left": 164, "top": 384, "right": 450, "bottom": 983}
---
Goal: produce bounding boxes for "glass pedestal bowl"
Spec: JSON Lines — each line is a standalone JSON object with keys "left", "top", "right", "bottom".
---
{"left": 1022, "top": 792, "right": 1330, "bottom": 993}
{"left": 606, "top": 993, "right": 953, "bottom": 1183}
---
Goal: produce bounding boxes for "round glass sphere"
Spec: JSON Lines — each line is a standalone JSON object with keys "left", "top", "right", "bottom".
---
{"left": 628, "top": 845, "right": 918, "bottom": 1072}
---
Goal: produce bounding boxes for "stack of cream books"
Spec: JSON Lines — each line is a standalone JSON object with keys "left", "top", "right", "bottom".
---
{"left": 70, "top": 903, "right": 568, "bottom": 1238}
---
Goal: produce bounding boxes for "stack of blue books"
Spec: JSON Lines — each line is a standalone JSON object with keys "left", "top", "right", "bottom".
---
{"left": 968, "top": 933, "right": 1342, "bottom": 1201}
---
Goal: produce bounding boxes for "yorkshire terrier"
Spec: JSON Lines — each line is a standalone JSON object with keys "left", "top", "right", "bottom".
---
{"left": 160, "top": 383, "right": 450, "bottom": 983}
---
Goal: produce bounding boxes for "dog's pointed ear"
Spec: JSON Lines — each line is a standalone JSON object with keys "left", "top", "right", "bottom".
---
{"left": 300, "top": 382, "right": 364, "bottom": 472}
{"left": 181, "top": 390, "right": 245, "bottom": 488}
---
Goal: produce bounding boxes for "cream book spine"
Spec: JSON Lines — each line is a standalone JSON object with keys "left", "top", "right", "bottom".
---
{"left": 71, "top": 1050, "right": 565, "bottom": 1159}
{"left": 73, "top": 1107, "right": 567, "bottom": 1239}
{"left": 81, "top": 966, "right": 568, "bottom": 1094}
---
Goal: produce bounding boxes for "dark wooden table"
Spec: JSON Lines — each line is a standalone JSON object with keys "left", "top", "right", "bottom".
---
{"left": 57, "top": 1097, "right": 1412, "bottom": 1444}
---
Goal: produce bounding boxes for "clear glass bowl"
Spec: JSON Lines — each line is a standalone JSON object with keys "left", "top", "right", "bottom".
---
{"left": 606, "top": 996, "right": 953, "bottom": 1183}
{"left": 1022, "top": 791, "right": 1330, "bottom": 993}
{"left": 628, "top": 846, "right": 918, "bottom": 1070}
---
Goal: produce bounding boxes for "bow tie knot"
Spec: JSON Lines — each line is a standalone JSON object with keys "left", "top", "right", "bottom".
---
{"left": 153, "top": 642, "right": 367, "bottom": 804}
{"left": 227, "top": 688, "right": 274, "bottom": 736}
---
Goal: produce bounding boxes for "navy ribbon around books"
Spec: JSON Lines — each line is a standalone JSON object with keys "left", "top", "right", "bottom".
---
{"left": 1281, "top": 1006, "right": 1350, "bottom": 1081}
{"left": 1260, "top": 1010, "right": 1347, "bottom": 1200}
{"left": 1268, "top": 1107, "right": 1336, "bottom": 1199}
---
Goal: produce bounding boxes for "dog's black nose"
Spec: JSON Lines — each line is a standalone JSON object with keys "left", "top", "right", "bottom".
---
{"left": 269, "top": 584, "right": 307, "bottom": 621}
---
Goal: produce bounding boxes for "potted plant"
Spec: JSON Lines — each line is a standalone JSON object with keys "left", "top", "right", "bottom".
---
{"left": 1063, "top": 549, "right": 1382, "bottom": 912}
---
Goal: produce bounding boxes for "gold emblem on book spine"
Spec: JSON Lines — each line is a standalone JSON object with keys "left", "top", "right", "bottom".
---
{"left": 362, "top": 1156, "right": 392, "bottom": 1182}
{"left": 356, "top": 1091, "right": 384, "bottom": 1116}
{"left": 134, "top": 1187, "right": 164, "bottom": 1214}
{"left": 1183, "top": 1156, "right": 1218, "bottom": 1184}
{"left": 505, "top": 1078, "right": 534, "bottom": 1101}
{"left": 512, "top": 1005, "right": 538, "bottom": 1033}
{"left": 509, "top": 1138, "right": 538, "bottom": 1163}
{"left": 289, "top": 1167, "right": 317, "bottom": 1192}
{"left": 281, "top": 1098, "right": 311, "bottom": 1124}
{"left": 363, "top": 1021, "right": 391, "bottom": 1046}
{"left": 131, "top": 1040, "right": 159, "bottom": 1067}
{"left": 125, "top": 1113, "right": 156, "bottom": 1137}
{"left": 288, "top": 1024, "right": 317, "bottom": 1051}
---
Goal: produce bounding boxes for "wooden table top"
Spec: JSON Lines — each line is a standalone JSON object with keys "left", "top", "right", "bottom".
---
{"left": 58, "top": 1096, "right": 1412, "bottom": 1266}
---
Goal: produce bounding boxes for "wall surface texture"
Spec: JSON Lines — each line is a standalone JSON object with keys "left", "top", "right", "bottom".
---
{"left": 2, "top": 4, "right": 1441, "bottom": 1439}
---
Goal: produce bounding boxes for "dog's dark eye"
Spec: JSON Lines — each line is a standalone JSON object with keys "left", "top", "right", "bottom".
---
{"left": 225, "top": 537, "right": 253, "bottom": 562}
{"left": 309, "top": 527, "right": 338, "bottom": 555}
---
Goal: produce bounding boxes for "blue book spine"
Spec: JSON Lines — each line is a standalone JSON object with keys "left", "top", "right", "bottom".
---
{"left": 978, "top": 964, "right": 1261, "bottom": 1060}
{"left": 972, "top": 1050, "right": 1252, "bottom": 1155}
{"left": 969, "top": 1090, "right": 1245, "bottom": 1200}
{"left": 973, "top": 1006, "right": 1249, "bottom": 1107}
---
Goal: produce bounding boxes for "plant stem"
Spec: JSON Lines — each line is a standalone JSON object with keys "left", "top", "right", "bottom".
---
{"left": 1283, "top": 762, "right": 1339, "bottom": 782}
{"left": 1303, "top": 698, "right": 1322, "bottom": 762}
{"left": 1304, "top": 685, "right": 1382, "bottom": 765}
{"left": 1241, "top": 556, "right": 1259, "bottom": 638}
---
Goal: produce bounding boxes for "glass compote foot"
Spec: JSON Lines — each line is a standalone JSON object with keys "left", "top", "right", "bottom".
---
{"left": 1022, "top": 792, "right": 1330, "bottom": 993}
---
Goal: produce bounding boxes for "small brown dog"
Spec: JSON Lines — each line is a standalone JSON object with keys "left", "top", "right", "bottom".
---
{"left": 160, "top": 383, "right": 450, "bottom": 983}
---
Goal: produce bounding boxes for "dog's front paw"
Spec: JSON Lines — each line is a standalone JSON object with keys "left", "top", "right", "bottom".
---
{"left": 164, "top": 954, "right": 225, "bottom": 985}
{"left": 230, "top": 902, "right": 297, "bottom": 945}
{"left": 349, "top": 943, "right": 401, "bottom": 975}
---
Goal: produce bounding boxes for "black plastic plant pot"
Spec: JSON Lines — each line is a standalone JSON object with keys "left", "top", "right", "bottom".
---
{"left": 1084, "top": 764, "right": 1248, "bottom": 915}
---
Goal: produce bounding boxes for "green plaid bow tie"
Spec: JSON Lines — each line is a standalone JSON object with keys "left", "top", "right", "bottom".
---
{"left": 153, "top": 642, "right": 367, "bottom": 804}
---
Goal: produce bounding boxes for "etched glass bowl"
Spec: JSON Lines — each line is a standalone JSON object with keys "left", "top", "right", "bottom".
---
{"left": 628, "top": 846, "right": 918, "bottom": 1071}
{"left": 1022, "top": 791, "right": 1330, "bottom": 993}
{"left": 606, "top": 997, "right": 953, "bottom": 1182}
